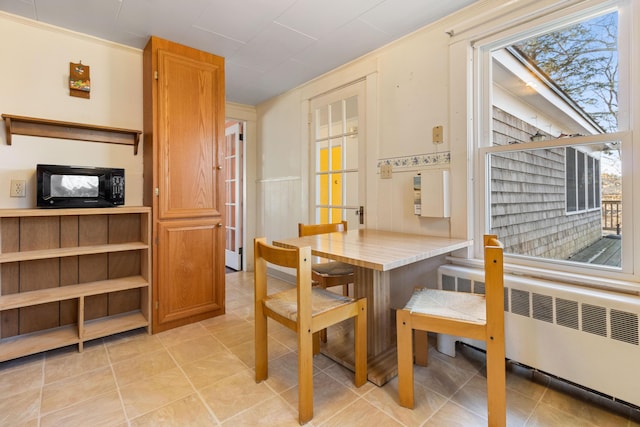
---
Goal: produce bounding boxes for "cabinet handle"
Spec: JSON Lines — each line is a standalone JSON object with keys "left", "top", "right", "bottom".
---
{"left": 216, "top": 165, "right": 222, "bottom": 170}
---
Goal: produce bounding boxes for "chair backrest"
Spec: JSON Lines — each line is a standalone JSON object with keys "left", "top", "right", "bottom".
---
{"left": 298, "top": 221, "right": 347, "bottom": 237}
{"left": 483, "top": 234, "right": 505, "bottom": 339}
{"left": 254, "top": 237, "right": 313, "bottom": 319}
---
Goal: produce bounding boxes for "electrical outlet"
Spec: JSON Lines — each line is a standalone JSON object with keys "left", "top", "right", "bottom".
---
{"left": 10, "top": 180, "right": 26, "bottom": 198}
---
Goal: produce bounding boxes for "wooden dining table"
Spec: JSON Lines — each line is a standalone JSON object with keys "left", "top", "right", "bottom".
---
{"left": 273, "top": 229, "right": 472, "bottom": 385}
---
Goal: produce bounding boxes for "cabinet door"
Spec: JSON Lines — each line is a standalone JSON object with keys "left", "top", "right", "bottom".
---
{"left": 157, "top": 49, "right": 224, "bottom": 220}
{"left": 154, "top": 219, "right": 225, "bottom": 332}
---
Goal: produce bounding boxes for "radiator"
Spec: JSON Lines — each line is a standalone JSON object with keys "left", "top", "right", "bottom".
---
{"left": 435, "top": 264, "right": 640, "bottom": 407}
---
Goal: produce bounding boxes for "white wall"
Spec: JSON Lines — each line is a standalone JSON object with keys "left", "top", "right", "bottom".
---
{"left": 0, "top": 12, "right": 144, "bottom": 208}
{"left": 255, "top": 6, "right": 473, "bottom": 244}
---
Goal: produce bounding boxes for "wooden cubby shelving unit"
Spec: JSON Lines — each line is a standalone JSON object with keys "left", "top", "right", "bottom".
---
{"left": 0, "top": 207, "right": 151, "bottom": 362}
{"left": 1, "top": 114, "right": 142, "bottom": 154}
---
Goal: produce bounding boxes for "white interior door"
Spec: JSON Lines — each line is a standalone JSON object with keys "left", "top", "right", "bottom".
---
{"left": 225, "top": 121, "right": 242, "bottom": 270}
{"left": 310, "top": 81, "right": 366, "bottom": 227}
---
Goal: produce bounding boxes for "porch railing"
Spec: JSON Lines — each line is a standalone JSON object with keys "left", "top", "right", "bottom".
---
{"left": 602, "top": 199, "right": 621, "bottom": 234}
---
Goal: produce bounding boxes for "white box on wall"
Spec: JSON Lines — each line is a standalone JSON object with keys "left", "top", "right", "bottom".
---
{"left": 420, "top": 169, "right": 450, "bottom": 218}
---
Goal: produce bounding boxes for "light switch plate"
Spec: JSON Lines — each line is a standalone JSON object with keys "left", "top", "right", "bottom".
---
{"left": 433, "top": 125, "right": 443, "bottom": 144}
{"left": 380, "top": 164, "right": 392, "bottom": 179}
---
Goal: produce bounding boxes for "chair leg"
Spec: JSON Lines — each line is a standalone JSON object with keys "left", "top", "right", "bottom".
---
{"left": 255, "top": 302, "right": 268, "bottom": 382}
{"left": 319, "top": 328, "right": 328, "bottom": 343}
{"left": 298, "top": 328, "right": 314, "bottom": 424}
{"left": 396, "top": 309, "right": 415, "bottom": 408}
{"left": 414, "top": 330, "right": 429, "bottom": 366}
{"left": 353, "top": 299, "right": 367, "bottom": 387}
{"left": 312, "top": 332, "right": 320, "bottom": 355}
{"left": 486, "top": 336, "right": 507, "bottom": 427}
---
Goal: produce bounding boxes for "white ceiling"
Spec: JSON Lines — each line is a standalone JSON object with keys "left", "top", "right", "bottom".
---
{"left": 0, "top": 0, "right": 478, "bottom": 105}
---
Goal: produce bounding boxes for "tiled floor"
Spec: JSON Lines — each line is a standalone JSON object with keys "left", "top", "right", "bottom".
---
{"left": 1, "top": 271, "right": 639, "bottom": 426}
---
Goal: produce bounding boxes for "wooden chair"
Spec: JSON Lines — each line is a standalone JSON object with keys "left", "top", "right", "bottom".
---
{"left": 254, "top": 237, "right": 367, "bottom": 425}
{"left": 299, "top": 221, "right": 355, "bottom": 343}
{"left": 298, "top": 221, "right": 354, "bottom": 297}
{"left": 396, "top": 235, "right": 506, "bottom": 426}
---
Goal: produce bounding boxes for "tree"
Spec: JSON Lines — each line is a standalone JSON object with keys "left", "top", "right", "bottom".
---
{"left": 514, "top": 12, "right": 618, "bottom": 133}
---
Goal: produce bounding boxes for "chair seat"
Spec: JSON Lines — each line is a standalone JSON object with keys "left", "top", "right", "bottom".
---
{"left": 265, "top": 287, "right": 354, "bottom": 322}
{"left": 312, "top": 261, "right": 354, "bottom": 276}
{"left": 404, "top": 288, "right": 486, "bottom": 324}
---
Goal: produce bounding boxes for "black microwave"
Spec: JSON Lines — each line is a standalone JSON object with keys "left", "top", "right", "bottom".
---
{"left": 36, "top": 164, "right": 125, "bottom": 208}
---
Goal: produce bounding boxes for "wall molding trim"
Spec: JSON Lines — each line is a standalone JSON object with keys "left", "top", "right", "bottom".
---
{"left": 377, "top": 151, "right": 450, "bottom": 170}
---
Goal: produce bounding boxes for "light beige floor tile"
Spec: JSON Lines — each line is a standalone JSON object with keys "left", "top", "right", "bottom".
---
{"left": 526, "top": 401, "right": 600, "bottom": 427}
{"left": 119, "top": 367, "right": 194, "bottom": 419}
{"left": 411, "top": 353, "right": 477, "bottom": 397}
{"left": 450, "top": 373, "right": 537, "bottom": 426}
{"left": 167, "top": 334, "right": 227, "bottom": 366}
{"left": 182, "top": 350, "right": 250, "bottom": 389}
{"left": 0, "top": 352, "right": 44, "bottom": 374}
{"left": 199, "top": 369, "right": 277, "bottom": 422}
{"left": 111, "top": 348, "right": 177, "bottom": 387}
{"left": 201, "top": 312, "right": 246, "bottom": 333}
{"left": 262, "top": 351, "right": 300, "bottom": 393}
{"left": 280, "top": 371, "right": 359, "bottom": 425}
{"left": 44, "top": 344, "right": 110, "bottom": 384}
{"left": 105, "top": 330, "right": 165, "bottom": 363}
{"left": 321, "top": 397, "right": 403, "bottom": 427}
{"left": 364, "top": 376, "right": 447, "bottom": 427}
{"left": 39, "top": 390, "right": 126, "bottom": 427}
{"left": 227, "top": 334, "right": 291, "bottom": 368}
{"left": 424, "top": 400, "right": 488, "bottom": 426}
{"left": 506, "top": 362, "right": 549, "bottom": 401}
{"left": 0, "top": 388, "right": 40, "bottom": 425}
{"left": 210, "top": 320, "right": 254, "bottom": 348}
{"left": 540, "top": 383, "right": 630, "bottom": 427}
{"left": 129, "top": 393, "right": 218, "bottom": 426}
{"left": 0, "top": 363, "right": 43, "bottom": 398}
{"left": 156, "top": 322, "right": 211, "bottom": 347}
{"left": 221, "top": 395, "right": 299, "bottom": 426}
{"left": 40, "top": 366, "right": 116, "bottom": 414}
{"left": 430, "top": 341, "right": 486, "bottom": 374}
{"left": 322, "top": 362, "right": 377, "bottom": 395}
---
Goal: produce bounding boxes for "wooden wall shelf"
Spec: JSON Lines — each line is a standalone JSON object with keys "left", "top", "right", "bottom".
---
{"left": 1, "top": 114, "right": 142, "bottom": 155}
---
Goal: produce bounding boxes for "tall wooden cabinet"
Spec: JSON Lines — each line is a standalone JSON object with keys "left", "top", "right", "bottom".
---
{"left": 143, "top": 36, "right": 226, "bottom": 333}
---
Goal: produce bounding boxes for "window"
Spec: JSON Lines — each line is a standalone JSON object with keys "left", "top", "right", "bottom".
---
{"left": 565, "top": 147, "right": 601, "bottom": 214}
{"left": 476, "top": 2, "right": 633, "bottom": 278}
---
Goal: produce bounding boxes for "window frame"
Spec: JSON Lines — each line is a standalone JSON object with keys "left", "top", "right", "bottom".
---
{"left": 472, "top": 0, "right": 635, "bottom": 282}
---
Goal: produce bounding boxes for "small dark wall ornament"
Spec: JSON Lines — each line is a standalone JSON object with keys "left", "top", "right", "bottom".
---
{"left": 69, "top": 61, "right": 90, "bottom": 99}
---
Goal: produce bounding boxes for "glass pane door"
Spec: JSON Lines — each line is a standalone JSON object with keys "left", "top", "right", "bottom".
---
{"left": 310, "top": 81, "right": 365, "bottom": 226}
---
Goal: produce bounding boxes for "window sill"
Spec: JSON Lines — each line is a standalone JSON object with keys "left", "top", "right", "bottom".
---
{"left": 446, "top": 255, "right": 639, "bottom": 295}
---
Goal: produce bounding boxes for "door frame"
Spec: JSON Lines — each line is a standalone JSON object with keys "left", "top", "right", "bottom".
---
{"left": 299, "top": 65, "right": 379, "bottom": 228}
{"left": 226, "top": 103, "right": 258, "bottom": 271}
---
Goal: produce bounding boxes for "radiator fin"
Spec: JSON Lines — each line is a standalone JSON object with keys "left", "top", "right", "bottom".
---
{"left": 475, "top": 281, "right": 486, "bottom": 295}
{"left": 511, "top": 289, "right": 530, "bottom": 317}
{"left": 442, "top": 274, "right": 455, "bottom": 291}
{"left": 582, "top": 304, "right": 607, "bottom": 337}
{"left": 556, "top": 298, "right": 579, "bottom": 330}
{"left": 458, "top": 278, "right": 472, "bottom": 293}
{"left": 504, "top": 287, "right": 509, "bottom": 312}
{"left": 533, "top": 293, "right": 553, "bottom": 323}
{"left": 610, "top": 310, "right": 639, "bottom": 345}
